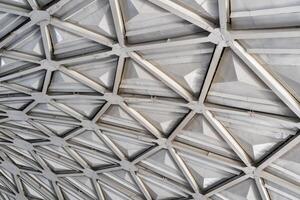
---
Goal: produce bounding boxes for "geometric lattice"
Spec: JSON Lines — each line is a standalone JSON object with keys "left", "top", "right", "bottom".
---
{"left": 0, "top": 0, "right": 299, "bottom": 200}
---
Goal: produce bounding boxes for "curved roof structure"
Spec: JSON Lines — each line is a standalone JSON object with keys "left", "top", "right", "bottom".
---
{"left": 0, "top": 0, "right": 299, "bottom": 199}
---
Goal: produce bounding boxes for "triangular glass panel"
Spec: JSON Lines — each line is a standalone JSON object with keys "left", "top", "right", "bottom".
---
{"left": 120, "top": 0, "right": 207, "bottom": 43}
{"left": 211, "top": 108, "right": 298, "bottom": 161}
{"left": 207, "top": 48, "right": 295, "bottom": 117}
{"left": 119, "top": 58, "right": 181, "bottom": 98}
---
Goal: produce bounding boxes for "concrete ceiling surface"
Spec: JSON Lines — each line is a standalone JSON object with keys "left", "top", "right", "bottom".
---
{"left": 0, "top": 0, "right": 299, "bottom": 200}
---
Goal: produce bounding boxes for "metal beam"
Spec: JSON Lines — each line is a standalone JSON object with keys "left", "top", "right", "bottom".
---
{"left": 168, "top": 147, "right": 199, "bottom": 193}
{"left": 204, "top": 174, "right": 249, "bottom": 197}
{"left": 203, "top": 109, "right": 252, "bottom": 167}
{"left": 46, "top": 0, "right": 72, "bottom": 15}
{"left": 218, "top": 0, "right": 230, "bottom": 30}
{"left": 120, "top": 102, "right": 163, "bottom": 139}
{"left": 247, "top": 48, "right": 300, "bottom": 54}
{"left": 113, "top": 55, "right": 125, "bottom": 94}
{"left": 94, "top": 129, "right": 126, "bottom": 161}
{"left": 168, "top": 111, "right": 196, "bottom": 141}
{"left": 138, "top": 169, "right": 193, "bottom": 195}
{"left": 230, "top": 41, "right": 300, "bottom": 118}
{"left": 20, "top": 173, "right": 57, "bottom": 200}
{"left": 92, "top": 178, "right": 106, "bottom": 200}
{"left": 0, "top": 20, "right": 36, "bottom": 49}
{"left": 148, "top": 0, "right": 215, "bottom": 32}
{"left": 56, "top": 50, "right": 115, "bottom": 65}
{"left": 0, "top": 66, "right": 43, "bottom": 82}
{"left": 57, "top": 179, "right": 95, "bottom": 200}
{"left": 261, "top": 171, "right": 300, "bottom": 195}
{"left": 60, "top": 0, "right": 94, "bottom": 20}
{"left": 22, "top": 101, "right": 38, "bottom": 113}
{"left": 173, "top": 141, "right": 245, "bottom": 171}
{"left": 49, "top": 100, "right": 85, "bottom": 121}
{"left": 131, "top": 145, "right": 162, "bottom": 164}
{"left": 27, "top": 0, "right": 39, "bottom": 10}
{"left": 255, "top": 177, "right": 271, "bottom": 200}
{"left": 230, "top": 6, "right": 300, "bottom": 18}
{"left": 58, "top": 66, "right": 108, "bottom": 94}
{"left": 1, "top": 50, "right": 43, "bottom": 64}
{"left": 50, "top": 17, "right": 116, "bottom": 47}
{"left": 204, "top": 103, "right": 300, "bottom": 129}
{"left": 40, "top": 23, "right": 53, "bottom": 60}
{"left": 42, "top": 70, "right": 53, "bottom": 94}
{"left": 230, "top": 28, "right": 300, "bottom": 39}
{"left": 129, "top": 52, "right": 194, "bottom": 102}
{"left": 92, "top": 102, "right": 111, "bottom": 123}
{"left": 130, "top": 171, "right": 152, "bottom": 200}
{"left": 127, "top": 35, "right": 210, "bottom": 51}
{"left": 257, "top": 131, "right": 300, "bottom": 171}
{"left": 109, "top": 0, "right": 126, "bottom": 46}
{"left": 0, "top": 3, "right": 30, "bottom": 17}
{"left": 198, "top": 43, "right": 224, "bottom": 103}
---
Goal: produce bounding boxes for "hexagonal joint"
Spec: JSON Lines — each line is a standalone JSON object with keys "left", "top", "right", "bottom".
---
{"left": 243, "top": 166, "right": 257, "bottom": 178}
{"left": 81, "top": 120, "right": 98, "bottom": 130}
{"left": 188, "top": 101, "right": 202, "bottom": 113}
{"left": 84, "top": 168, "right": 97, "bottom": 178}
{"left": 16, "top": 194, "right": 25, "bottom": 200}
{"left": 253, "top": 168, "right": 262, "bottom": 178}
{"left": 0, "top": 161, "right": 20, "bottom": 175}
{"left": 41, "top": 60, "right": 60, "bottom": 71}
{"left": 13, "top": 138, "right": 34, "bottom": 151}
{"left": 7, "top": 110, "right": 28, "bottom": 121}
{"left": 120, "top": 160, "right": 137, "bottom": 172}
{"left": 50, "top": 136, "right": 65, "bottom": 147}
{"left": 31, "top": 92, "right": 50, "bottom": 103}
{"left": 30, "top": 10, "right": 50, "bottom": 24}
{"left": 104, "top": 93, "right": 123, "bottom": 104}
{"left": 208, "top": 28, "right": 226, "bottom": 45}
{"left": 112, "top": 43, "right": 127, "bottom": 57}
{"left": 43, "top": 170, "right": 58, "bottom": 182}
{"left": 156, "top": 138, "right": 171, "bottom": 149}
{"left": 192, "top": 192, "right": 207, "bottom": 200}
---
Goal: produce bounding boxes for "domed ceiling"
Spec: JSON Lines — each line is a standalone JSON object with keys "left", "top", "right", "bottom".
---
{"left": 0, "top": 0, "right": 299, "bottom": 200}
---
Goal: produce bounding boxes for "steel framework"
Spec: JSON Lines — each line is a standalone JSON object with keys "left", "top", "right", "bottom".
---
{"left": 0, "top": 0, "right": 299, "bottom": 199}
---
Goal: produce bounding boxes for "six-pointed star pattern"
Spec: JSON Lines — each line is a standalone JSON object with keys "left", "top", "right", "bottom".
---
{"left": 0, "top": 0, "right": 299, "bottom": 200}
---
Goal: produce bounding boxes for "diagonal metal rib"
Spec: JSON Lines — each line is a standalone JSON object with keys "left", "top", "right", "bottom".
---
{"left": 109, "top": 0, "right": 126, "bottom": 46}
{"left": 58, "top": 66, "right": 108, "bottom": 94}
{"left": 40, "top": 23, "right": 53, "bottom": 60}
{"left": 230, "top": 41, "right": 300, "bottom": 118}
{"left": 0, "top": 3, "right": 31, "bottom": 17}
{"left": 198, "top": 43, "right": 224, "bottom": 103}
{"left": 129, "top": 52, "right": 194, "bottom": 102}
{"left": 204, "top": 109, "right": 252, "bottom": 167}
{"left": 148, "top": 0, "right": 215, "bottom": 32}
{"left": 50, "top": 17, "right": 116, "bottom": 47}
{"left": 0, "top": 20, "right": 36, "bottom": 48}
{"left": 27, "top": 0, "right": 39, "bottom": 10}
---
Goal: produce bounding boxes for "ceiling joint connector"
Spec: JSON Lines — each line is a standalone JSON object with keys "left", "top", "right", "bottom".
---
{"left": 112, "top": 43, "right": 129, "bottom": 57}
{"left": 81, "top": 120, "right": 98, "bottom": 131}
{"left": 208, "top": 28, "right": 227, "bottom": 45}
{"left": 104, "top": 93, "right": 124, "bottom": 104}
{"left": 0, "top": 160, "right": 20, "bottom": 175}
{"left": 83, "top": 168, "right": 98, "bottom": 179}
{"left": 120, "top": 160, "right": 137, "bottom": 172}
{"left": 192, "top": 192, "right": 207, "bottom": 200}
{"left": 6, "top": 110, "right": 28, "bottom": 121}
{"left": 31, "top": 92, "right": 50, "bottom": 103}
{"left": 243, "top": 166, "right": 258, "bottom": 179}
{"left": 156, "top": 138, "right": 171, "bottom": 149}
{"left": 188, "top": 101, "right": 203, "bottom": 113}
{"left": 30, "top": 10, "right": 50, "bottom": 25}
{"left": 13, "top": 138, "right": 34, "bottom": 151}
